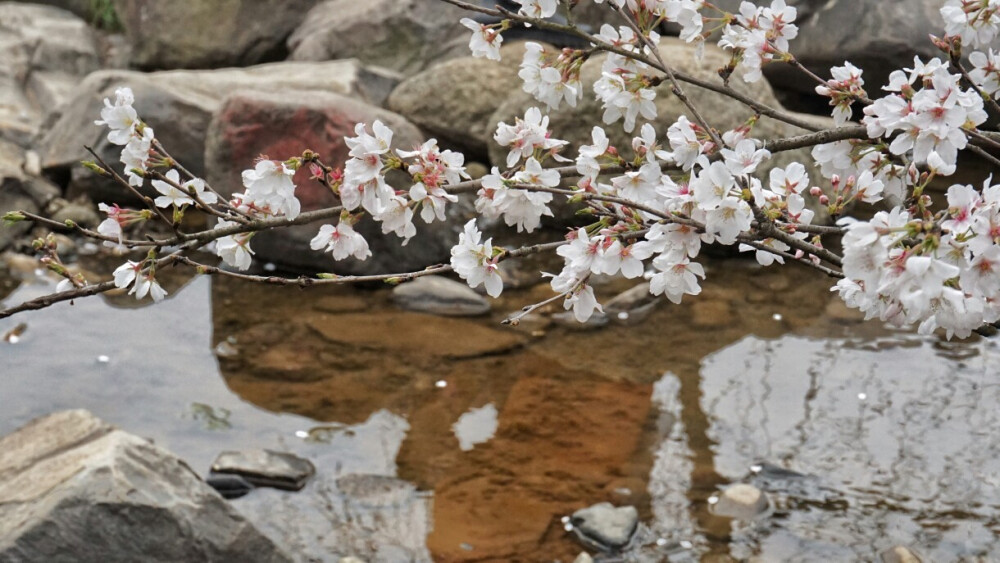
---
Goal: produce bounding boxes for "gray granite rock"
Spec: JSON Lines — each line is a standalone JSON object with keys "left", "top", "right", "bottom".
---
{"left": 0, "top": 410, "right": 291, "bottom": 563}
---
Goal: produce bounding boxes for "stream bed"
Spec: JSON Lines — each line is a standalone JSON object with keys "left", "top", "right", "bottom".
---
{"left": 2, "top": 252, "right": 999, "bottom": 562}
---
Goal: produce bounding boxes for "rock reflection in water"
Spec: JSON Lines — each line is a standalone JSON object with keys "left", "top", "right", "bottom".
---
{"left": 694, "top": 334, "right": 1000, "bottom": 561}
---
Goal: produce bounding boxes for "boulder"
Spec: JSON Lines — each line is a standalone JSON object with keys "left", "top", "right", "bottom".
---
{"left": 748, "top": 0, "right": 944, "bottom": 113}
{"left": 112, "top": 0, "right": 320, "bottom": 70}
{"left": 0, "top": 3, "right": 100, "bottom": 145}
{"left": 287, "top": 0, "right": 469, "bottom": 76}
{"left": 388, "top": 42, "right": 546, "bottom": 157}
{"left": 205, "top": 88, "right": 467, "bottom": 275}
{"left": 35, "top": 60, "right": 400, "bottom": 204}
{"left": 0, "top": 410, "right": 291, "bottom": 563}
{"left": 488, "top": 38, "right": 832, "bottom": 224}
{"left": 391, "top": 275, "right": 491, "bottom": 317}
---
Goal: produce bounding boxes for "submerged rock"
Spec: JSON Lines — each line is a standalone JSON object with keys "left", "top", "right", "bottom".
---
{"left": 711, "top": 483, "right": 770, "bottom": 520}
{"left": 570, "top": 502, "right": 639, "bottom": 550}
{"left": 211, "top": 449, "right": 316, "bottom": 491}
{"left": 391, "top": 275, "right": 490, "bottom": 317}
{"left": 0, "top": 409, "right": 290, "bottom": 562}
{"left": 605, "top": 282, "right": 659, "bottom": 325}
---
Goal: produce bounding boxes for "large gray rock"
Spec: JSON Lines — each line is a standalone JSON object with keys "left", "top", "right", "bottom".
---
{"left": 388, "top": 42, "right": 546, "bottom": 156}
{"left": 112, "top": 0, "right": 320, "bottom": 70}
{"left": 749, "top": 0, "right": 943, "bottom": 110}
{"left": 0, "top": 2, "right": 100, "bottom": 145}
{"left": 288, "top": 0, "right": 469, "bottom": 76}
{"left": 35, "top": 59, "right": 399, "bottom": 204}
{"left": 205, "top": 88, "right": 468, "bottom": 275}
{"left": 0, "top": 410, "right": 291, "bottom": 563}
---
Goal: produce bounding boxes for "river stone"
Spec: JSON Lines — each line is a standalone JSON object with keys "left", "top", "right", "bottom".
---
{"left": 570, "top": 502, "right": 638, "bottom": 550}
{"left": 112, "top": 0, "right": 319, "bottom": 70}
{"left": 387, "top": 42, "right": 550, "bottom": 156}
{"left": 36, "top": 59, "right": 398, "bottom": 205}
{"left": 552, "top": 310, "right": 609, "bottom": 330}
{"left": 881, "top": 545, "right": 923, "bottom": 563}
{"left": 712, "top": 483, "right": 770, "bottom": 520}
{"left": 391, "top": 275, "right": 491, "bottom": 317}
{"left": 574, "top": 552, "right": 595, "bottom": 563}
{"left": 0, "top": 409, "right": 291, "bottom": 563}
{"left": 287, "top": 0, "right": 469, "bottom": 76}
{"left": 211, "top": 449, "right": 316, "bottom": 491}
{"left": 205, "top": 88, "right": 466, "bottom": 275}
{"left": 307, "top": 311, "right": 526, "bottom": 359}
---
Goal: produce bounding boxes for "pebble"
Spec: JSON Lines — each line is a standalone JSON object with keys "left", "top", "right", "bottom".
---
{"left": 711, "top": 483, "right": 770, "bottom": 520}
{"left": 880, "top": 546, "right": 922, "bottom": 563}
{"left": 573, "top": 552, "right": 594, "bottom": 563}
{"left": 210, "top": 449, "right": 315, "bottom": 491}
{"left": 391, "top": 275, "right": 490, "bottom": 317}
{"left": 338, "top": 557, "right": 366, "bottom": 563}
{"left": 570, "top": 502, "right": 638, "bottom": 550}
{"left": 22, "top": 150, "right": 41, "bottom": 176}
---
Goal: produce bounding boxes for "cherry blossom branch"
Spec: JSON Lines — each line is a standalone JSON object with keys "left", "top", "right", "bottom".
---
{"left": 86, "top": 146, "right": 176, "bottom": 231}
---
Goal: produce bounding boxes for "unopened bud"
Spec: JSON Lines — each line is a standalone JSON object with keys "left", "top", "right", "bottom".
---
{"left": 2, "top": 211, "right": 25, "bottom": 224}
{"left": 81, "top": 161, "right": 108, "bottom": 175}
{"left": 809, "top": 186, "right": 823, "bottom": 197}
{"left": 316, "top": 273, "right": 340, "bottom": 280}
{"left": 819, "top": 195, "right": 830, "bottom": 205}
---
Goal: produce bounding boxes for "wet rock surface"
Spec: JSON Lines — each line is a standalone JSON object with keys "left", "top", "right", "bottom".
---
{"left": 0, "top": 410, "right": 290, "bottom": 563}
{"left": 211, "top": 449, "right": 316, "bottom": 491}
{"left": 711, "top": 483, "right": 770, "bottom": 520}
{"left": 391, "top": 275, "right": 490, "bottom": 317}
{"left": 571, "top": 502, "right": 639, "bottom": 550}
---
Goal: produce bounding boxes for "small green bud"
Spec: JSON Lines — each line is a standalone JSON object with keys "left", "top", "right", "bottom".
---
{"left": 316, "top": 273, "right": 340, "bottom": 280}
{"left": 81, "top": 160, "right": 108, "bottom": 175}
{"left": 2, "top": 211, "right": 25, "bottom": 225}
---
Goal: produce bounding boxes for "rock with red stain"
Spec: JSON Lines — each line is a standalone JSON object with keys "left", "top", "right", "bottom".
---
{"left": 37, "top": 60, "right": 399, "bottom": 205}
{"left": 205, "top": 89, "right": 470, "bottom": 275}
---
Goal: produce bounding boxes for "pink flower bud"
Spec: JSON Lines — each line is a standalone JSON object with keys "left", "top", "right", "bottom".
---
{"left": 809, "top": 186, "right": 823, "bottom": 197}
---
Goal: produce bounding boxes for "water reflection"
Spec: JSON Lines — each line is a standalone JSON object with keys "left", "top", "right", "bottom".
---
{"left": 4, "top": 255, "right": 1000, "bottom": 561}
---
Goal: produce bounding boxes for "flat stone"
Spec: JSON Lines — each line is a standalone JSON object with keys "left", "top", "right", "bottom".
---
{"left": 571, "top": 502, "right": 638, "bottom": 550}
{"left": 712, "top": 483, "right": 770, "bottom": 520}
{"left": 206, "top": 472, "right": 255, "bottom": 500}
{"left": 574, "top": 552, "right": 594, "bottom": 563}
{"left": 391, "top": 275, "right": 490, "bottom": 317}
{"left": 307, "top": 311, "right": 526, "bottom": 359}
{"left": 211, "top": 449, "right": 316, "bottom": 491}
{"left": 0, "top": 410, "right": 290, "bottom": 562}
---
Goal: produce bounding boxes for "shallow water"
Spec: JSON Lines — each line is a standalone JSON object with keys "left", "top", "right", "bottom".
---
{"left": 2, "top": 253, "right": 999, "bottom": 562}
